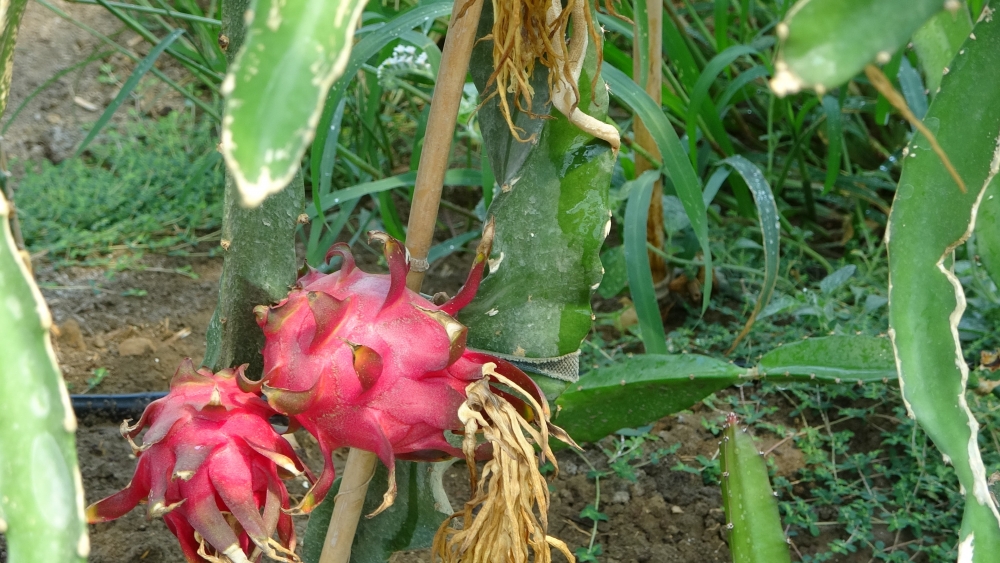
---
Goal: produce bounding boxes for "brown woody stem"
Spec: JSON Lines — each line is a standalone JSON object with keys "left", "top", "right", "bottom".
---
{"left": 633, "top": 0, "right": 666, "bottom": 283}
{"left": 317, "top": 0, "right": 486, "bottom": 561}
{"left": 864, "top": 64, "right": 966, "bottom": 193}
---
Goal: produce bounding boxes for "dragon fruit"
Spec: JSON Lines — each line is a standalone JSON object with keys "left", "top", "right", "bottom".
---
{"left": 86, "top": 359, "right": 306, "bottom": 563}
{"left": 253, "top": 224, "right": 545, "bottom": 514}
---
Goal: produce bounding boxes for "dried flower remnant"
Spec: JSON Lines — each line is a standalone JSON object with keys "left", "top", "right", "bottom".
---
{"left": 433, "top": 363, "right": 580, "bottom": 563}
{"left": 483, "top": 0, "right": 620, "bottom": 149}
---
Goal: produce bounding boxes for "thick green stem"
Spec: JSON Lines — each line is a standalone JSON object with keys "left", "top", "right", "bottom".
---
{"left": 0, "top": 2, "right": 89, "bottom": 561}
{"left": 0, "top": 196, "right": 89, "bottom": 563}
{"left": 203, "top": 0, "right": 304, "bottom": 376}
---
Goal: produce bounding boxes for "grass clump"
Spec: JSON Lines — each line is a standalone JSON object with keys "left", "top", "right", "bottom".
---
{"left": 15, "top": 110, "right": 223, "bottom": 267}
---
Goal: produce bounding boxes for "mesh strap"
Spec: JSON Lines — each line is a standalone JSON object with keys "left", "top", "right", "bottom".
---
{"left": 470, "top": 348, "right": 581, "bottom": 382}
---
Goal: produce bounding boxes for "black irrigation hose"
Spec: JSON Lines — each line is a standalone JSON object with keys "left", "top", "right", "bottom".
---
{"left": 71, "top": 392, "right": 167, "bottom": 420}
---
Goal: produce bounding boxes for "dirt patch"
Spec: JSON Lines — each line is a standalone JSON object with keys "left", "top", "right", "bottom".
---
{"left": 42, "top": 254, "right": 222, "bottom": 394}
{"left": 6, "top": 0, "right": 188, "bottom": 164}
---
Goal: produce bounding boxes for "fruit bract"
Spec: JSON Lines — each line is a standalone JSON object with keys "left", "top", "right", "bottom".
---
{"left": 86, "top": 359, "right": 306, "bottom": 563}
{"left": 254, "top": 225, "right": 546, "bottom": 514}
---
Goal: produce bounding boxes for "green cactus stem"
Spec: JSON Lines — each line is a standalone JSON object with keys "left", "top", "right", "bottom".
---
{"left": 719, "top": 412, "right": 791, "bottom": 563}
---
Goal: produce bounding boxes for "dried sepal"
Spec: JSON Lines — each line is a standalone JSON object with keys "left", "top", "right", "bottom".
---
{"left": 432, "top": 363, "right": 578, "bottom": 562}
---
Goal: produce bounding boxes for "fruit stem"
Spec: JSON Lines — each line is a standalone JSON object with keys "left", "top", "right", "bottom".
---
{"left": 317, "top": 0, "right": 486, "bottom": 561}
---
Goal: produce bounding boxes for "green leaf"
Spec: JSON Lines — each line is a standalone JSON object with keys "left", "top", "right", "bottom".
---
{"left": 222, "top": 0, "right": 367, "bottom": 206}
{"left": 976, "top": 178, "right": 1000, "bottom": 288}
{"left": 312, "top": 168, "right": 481, "bottom": 215}
{"left": 0, "top": 7, "right": 89, "bottom": 556}
{"left": 757, "top": 335, "right": 897, "bottom": 384}
{"left": 310, "top": 1, "right": 452, "bottom": 205}
{"left": 624, "top": 171, "right": 668, "bottom": 355}
{"left": 580, "top": 504, "right": 609, "bottom": 522}
{"left": 0, "top": 0, "right": 27, "bottom": 117}
{"left": 818, "top": 264, "right": 856, "bottom": 294}
{"left": 771, "top": 0, "right": 947, "bottom": 95}
{"left": 554, "top": 354, "right": 742, "bottom": 444}
{"left": 718, "top": 156, "right": 779, "bottom": 351}
{"left": 302, "top": 462, "right": 448, "bottom": 563}
{"left": 604, "top": 65, "right": 713, "bottom": 312}
{"left": 719, "top": 414, "right": 792, "bottom": 563}
{"left": 686, "top": 45, "right": 758, "bottom": 167}
{"left": 897, "top": 57, "right": 928, "bottom": 120}
{"left": 912, "top": 2, "right": 973, "bottom": 95}
{"left": 75, "top": 28, "right": 185, "bottom": 156}
{"left": 887, "top": 13, "right": 1000, "bottom": 561}
{"left": 820, "top": 95, "right": 843, "bottom": 193}
{"left": 460, "top": 3, "right": 615, "bottom": 362}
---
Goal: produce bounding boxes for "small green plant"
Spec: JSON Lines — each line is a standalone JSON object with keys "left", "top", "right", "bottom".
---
{"left": 15, "top": 110, "right": 223, "bottom": 266}
{"left": 84, "top": 367, "right": 110, "bottom": 393}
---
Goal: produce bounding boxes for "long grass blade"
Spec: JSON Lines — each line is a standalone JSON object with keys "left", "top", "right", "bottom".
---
{"left": 93, "top": 0, "right": 222, "bottom": 84}
{"left": 69, "top": 0, "right": 221, "bottom": 25}
{"left": 314, "top": 168, "right": 481, "bottom": 214}
{"left": 309, "top": 1, "right": 452, "bottom": 194}
{"left": 897, "top": 57, "right": 928, "bottom": 120}
{"left": 34, "top": 0, "right": 220, "bottom": 119}
{"left": 716, "top": 65, "right": 768, "bottom": 117}
{"left": 74, "top": 28, "right": 185, "bottom": 156}
{"left": 427, "top": 231, "right": 480, "bottom": 263}
{"left": 720, "top": 156, "right": 779, "bottom": 355}
{"left": 686, "top": 45, "right": 757, "bottom": 167}
{"left": 820, "top": 95, "right": 843, "bottom": 194}
{"left": 604, "top": 65, "right": 713, "bottom": 313}
{"left": 624, "top": 171, "right": 668, "bottom": 355}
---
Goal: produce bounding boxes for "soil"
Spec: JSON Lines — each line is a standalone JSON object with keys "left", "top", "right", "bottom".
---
{"left": 5, "top": 0, "right": 188, "bottom": 164}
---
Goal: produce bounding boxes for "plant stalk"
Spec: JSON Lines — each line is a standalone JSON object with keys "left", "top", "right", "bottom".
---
{"left": 402, "top": 0, "right": 485, "bottom": 291}
{"left": 203, "top": 0, "right": 305, "bottom": 377}
{"left": 634, "top": 0, "right": 667, "bottom": 283}
{"left": 318, "top": 0, "right": 485, "bottom": 561}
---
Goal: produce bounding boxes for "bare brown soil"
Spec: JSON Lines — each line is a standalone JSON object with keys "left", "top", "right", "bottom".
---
{"left": 6, "top": 0, "right": 187, "bottom": 164}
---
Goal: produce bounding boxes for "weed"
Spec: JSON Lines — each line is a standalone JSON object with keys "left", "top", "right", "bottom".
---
{"left": 14, "top": 110, "right": 223, "bottom": 267}
{"left": 85, "top": 367, "right": 110, "bottom": 393}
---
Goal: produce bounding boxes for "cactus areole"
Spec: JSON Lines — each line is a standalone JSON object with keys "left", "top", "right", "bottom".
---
{"left": 85, "top": 360, "right": 306, "bottom": 563}
{"left": 252, "top": 224, "right": 548, "bottom": 515}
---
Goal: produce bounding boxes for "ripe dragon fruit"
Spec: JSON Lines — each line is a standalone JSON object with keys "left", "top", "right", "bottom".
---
{"left": 86, "top": 359, "right": 307, "bottom": 563}
{"left": 252, "top": 224, "right": 546, "bottom": 515}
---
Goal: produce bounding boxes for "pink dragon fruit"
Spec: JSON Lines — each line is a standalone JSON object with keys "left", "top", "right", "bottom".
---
{"left": 86, "top": 359, "right": 307, "bottom": 563}
{"left": 253, "top": 225, "right": 544, "bottom": 514}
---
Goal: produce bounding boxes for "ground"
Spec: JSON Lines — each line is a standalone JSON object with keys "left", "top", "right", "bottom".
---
{"left": 5, "top": 0, "right": 186, "bottom": 164}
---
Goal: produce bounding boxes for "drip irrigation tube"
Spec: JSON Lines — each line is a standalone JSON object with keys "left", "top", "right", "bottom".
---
{"left": 71, "top": 392, "right": 167, "bottom": 419}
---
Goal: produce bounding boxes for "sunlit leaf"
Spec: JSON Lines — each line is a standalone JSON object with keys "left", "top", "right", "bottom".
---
{"left": 222, "top": 0, "right": 367, "bottom": 206}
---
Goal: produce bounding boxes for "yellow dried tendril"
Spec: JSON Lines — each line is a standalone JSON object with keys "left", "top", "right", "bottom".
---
{"left": 481, "top": 0, "right": 621, "bottom": 149}
{"left": 432, "top": 363, "right": 581, "bottom": 562}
